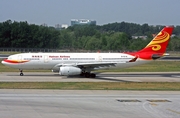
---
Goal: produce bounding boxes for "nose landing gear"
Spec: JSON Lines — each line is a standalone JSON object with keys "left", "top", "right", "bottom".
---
{"left": 19, "top": 69, "right": 24, "bottom": 76}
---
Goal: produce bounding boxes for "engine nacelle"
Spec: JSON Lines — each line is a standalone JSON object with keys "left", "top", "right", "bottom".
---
{"left": 59, "top": 66, "right": 82, "bottom": 76}
{"left": 52, "top": 66, "right": 60, "bottom": 73}
{"left": 52, "top": 69, "right": 59, "bottom": 73}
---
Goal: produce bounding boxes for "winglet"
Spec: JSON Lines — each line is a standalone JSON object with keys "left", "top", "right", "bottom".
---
{"left": 129, "top": 56, "right": 138, "bottom": 62}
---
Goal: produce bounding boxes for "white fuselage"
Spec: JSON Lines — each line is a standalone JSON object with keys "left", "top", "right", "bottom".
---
{"left": 2, "top": 52, "right": 149, "bottom": 71}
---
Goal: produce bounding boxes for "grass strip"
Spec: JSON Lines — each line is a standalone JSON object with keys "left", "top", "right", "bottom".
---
{"left": 0, "top": 82, "right": 180, "bottom": 90}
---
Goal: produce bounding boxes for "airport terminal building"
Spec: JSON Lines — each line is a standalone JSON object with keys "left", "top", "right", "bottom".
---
{"left": 71, "top": 19, "right": 96, "bottom": 26}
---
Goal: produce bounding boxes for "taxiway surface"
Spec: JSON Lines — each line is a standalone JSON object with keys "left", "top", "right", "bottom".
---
{"left": 0, "top": 90, "right": 179, "bottom": 118}
{"left": 0, "top": 72, "right": 180, "bottom": 82}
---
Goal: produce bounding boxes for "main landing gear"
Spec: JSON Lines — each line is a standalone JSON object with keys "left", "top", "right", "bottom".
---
{"left": 19, "top": 69, "right": 24, "bottom": 76}
{"left": 80, "top": 72, "right": 96, "bottom": 78}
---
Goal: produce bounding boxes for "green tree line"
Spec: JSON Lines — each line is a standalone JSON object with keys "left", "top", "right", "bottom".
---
{"left": 0, "top": 20, "right": 180, "bottom": 51}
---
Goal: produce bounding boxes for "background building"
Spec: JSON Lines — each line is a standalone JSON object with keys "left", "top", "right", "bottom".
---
{"left": 61, "top": 24, "right": 68, "bottom": 29}
{"left": 71, "top": 19, "right": 96, "bottom": 26}
{"left": 55, "top": 24, "right": 68, "bottom": 29}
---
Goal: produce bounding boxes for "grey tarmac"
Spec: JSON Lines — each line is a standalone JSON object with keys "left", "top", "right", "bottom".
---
{"left": 1, "top": 72, "right": 180, "bottom": 82}
{"left": 0, "top": 90, "right": 179, "bottom": 118}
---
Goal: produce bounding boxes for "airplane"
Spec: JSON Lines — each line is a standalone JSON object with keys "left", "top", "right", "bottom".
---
{"left": 1, "top": 26, "right": 174, "bottom": 78}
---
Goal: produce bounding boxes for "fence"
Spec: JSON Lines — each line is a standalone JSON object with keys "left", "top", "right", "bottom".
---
{"left": 0, "top": 48, "right": 70, "bottom": 52}
{"left": 0, "top": 48, "right": 126, "bottom": 53}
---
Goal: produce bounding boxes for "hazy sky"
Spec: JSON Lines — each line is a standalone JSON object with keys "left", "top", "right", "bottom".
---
{"left": 0, "top": 0, "right": 179, "bottom": 26}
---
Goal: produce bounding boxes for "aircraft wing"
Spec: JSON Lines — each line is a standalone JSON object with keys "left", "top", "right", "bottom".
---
{"left": 76, "top": 57, "right": 137, "bottom": 68}
{"left": 77, "top": 62, "right": 121, "bottom": 68}
{"left": 53, "top": 62, "right": 122, "bottom": 70}
{"left": 53, "top": 56, "right": 137, "bottom": 69}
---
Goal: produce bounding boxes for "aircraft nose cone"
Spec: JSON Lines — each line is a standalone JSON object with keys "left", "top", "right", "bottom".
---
{"left": 1, "top": 60, "right": 5, "bottom": 65}
{"left": 1, "top": 59, "right": 7, "bottom": 65}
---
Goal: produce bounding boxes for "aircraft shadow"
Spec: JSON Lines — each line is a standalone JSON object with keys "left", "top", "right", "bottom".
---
{"left": 91, "top": 76, "right": 132, "bottom": 82}
{"left": 98, "top": 73, "right": 180, "bottom": 78}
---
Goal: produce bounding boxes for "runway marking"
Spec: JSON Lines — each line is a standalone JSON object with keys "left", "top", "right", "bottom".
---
{"left": 117, "top": 99, "right": 141, "bottom": 102}
{"left": 147, "top": 100, "right": 171, "bottom": 102}
{"left": 143, "top": 101, "right": 161, "bottom": 118}
{"left": 167, "top": 109, "right": 180, "bottom": 115}
{"left": 149, "top": 102, "right": 158, "bottom": 106}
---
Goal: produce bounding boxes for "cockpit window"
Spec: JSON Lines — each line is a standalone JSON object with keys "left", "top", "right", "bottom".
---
{"left": 8, "top": 56, "right": 13, "bottom": 60}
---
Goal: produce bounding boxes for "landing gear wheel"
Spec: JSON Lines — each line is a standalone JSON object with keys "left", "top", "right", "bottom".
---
{"left": 84, "top": 72, "right": 96, "bottom": 78}
{"left": 90, "top": 73, "right": 96, "bottom": 78}
{"left": 85, "top": 72, "right": 90, "bottom": 78}
{"left": 81, "top": 71, "right": 96, "bottom": 78}
{"left": 19, "top": 69, "right": 24, "bottom": 76}
{"left": 80, "top": 72, "right": 85, "bottom": 76}
{"left": 20, "top": 73, "right": 24, "bottom": 76}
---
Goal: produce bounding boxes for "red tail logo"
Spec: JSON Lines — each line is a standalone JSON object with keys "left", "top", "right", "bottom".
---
{"left": 138, "top": 26, "right": 173, "bottom": 54}
{"left": 146, "top": 30, "right": 169, "bottom": 51}
{"left": 125, "top": 26, "right": 174, "bottom": 60}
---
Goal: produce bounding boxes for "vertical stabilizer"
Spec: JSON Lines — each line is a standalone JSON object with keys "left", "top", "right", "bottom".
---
{"left": 125, "top": 26, "right": 174, "bottom": 60}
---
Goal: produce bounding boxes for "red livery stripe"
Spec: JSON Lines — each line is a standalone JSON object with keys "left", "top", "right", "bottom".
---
{"left": 3, "top": 59, "right": 29, "bottom": 64}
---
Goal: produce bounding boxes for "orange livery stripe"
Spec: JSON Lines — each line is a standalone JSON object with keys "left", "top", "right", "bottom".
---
{"left": 3, "top": 59, "right": 29, "bottom": 64}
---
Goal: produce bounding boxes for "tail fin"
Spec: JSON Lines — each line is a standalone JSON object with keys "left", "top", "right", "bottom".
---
{"left": 138, "top": 26, "right": 174, "bottom": 54}
{"left": 126, "top": 26, "right": 174, "bottom": 60}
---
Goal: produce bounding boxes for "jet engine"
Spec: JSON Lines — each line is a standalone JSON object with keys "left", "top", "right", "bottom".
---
{"left": 59, "top": 66, "right": 82, "bottom": 76}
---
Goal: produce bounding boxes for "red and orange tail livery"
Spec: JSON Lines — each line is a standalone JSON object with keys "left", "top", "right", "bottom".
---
{"left": 126, "top": 26, "right": 174, "bottom": 60}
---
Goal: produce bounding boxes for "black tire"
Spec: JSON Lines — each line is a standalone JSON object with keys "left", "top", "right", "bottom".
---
{"left": 80, "top": 72, "right": 85, "bottom": 76}
{"left": 20, "top": 73, "right": 24, "bottom": 76}
{"left": 90, "top": 73, "right": 96, "bottom": 78}
{"left": 85, "top": 72, "right": 90, "bottom": 78}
